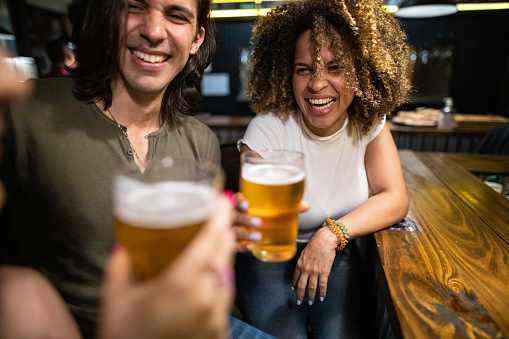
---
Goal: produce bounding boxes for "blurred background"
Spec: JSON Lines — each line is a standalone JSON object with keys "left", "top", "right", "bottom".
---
{"left": 0, "top": 0, "right": 508, "bottom": 117}
{"left": 1, "top": 0, "right": 509, "bottom": 152}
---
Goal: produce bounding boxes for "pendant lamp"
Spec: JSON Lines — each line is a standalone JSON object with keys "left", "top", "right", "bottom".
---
{"left": 395, "top": 0, "right": 458, "bottom": 18}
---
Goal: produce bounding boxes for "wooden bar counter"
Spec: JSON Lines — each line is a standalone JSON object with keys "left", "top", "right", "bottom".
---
{"left": 431, "top": 152, "right": 509, "bottom": 175}
{"left": 373, "top": 150, "right": 509, "bottom": 338}
{"left": 388, "top": 114, "right": 509, "bottom": 152}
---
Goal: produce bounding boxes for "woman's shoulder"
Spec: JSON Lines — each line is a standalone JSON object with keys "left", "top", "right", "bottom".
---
{"left": 251, "top": 111, "right": 298, "bottom": 128}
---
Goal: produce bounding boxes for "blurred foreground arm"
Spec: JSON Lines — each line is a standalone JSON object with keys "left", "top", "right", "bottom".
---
{"left": 0, "top": 266, "right": 82, "bottom": 339}
{"left": 0, "top": 48, "right": 32, "bottom": 101}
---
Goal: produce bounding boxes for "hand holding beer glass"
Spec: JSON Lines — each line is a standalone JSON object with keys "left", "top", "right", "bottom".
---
{"left": 241, "top": 150, "right": 305, "bottom": 262}
{"left": 113, "top": 158, "right": 223, "bottom": 281}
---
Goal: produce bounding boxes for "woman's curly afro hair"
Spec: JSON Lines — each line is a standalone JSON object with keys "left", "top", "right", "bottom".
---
{"left": 248, "top": 0, "right": 411, "bottom": 134}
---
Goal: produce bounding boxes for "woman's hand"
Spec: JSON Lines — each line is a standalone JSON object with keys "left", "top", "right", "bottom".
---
{"left": 99, "top": 195, "right": 235, "bottom": 339}
{"left": 292, "top": 227, "right": 338, "bottom": 305}
{"left": 232, "top": 192, "right": 262, "bottom": 254}
{"left": 232, "top": 192, "right": 310, "bottom": 254}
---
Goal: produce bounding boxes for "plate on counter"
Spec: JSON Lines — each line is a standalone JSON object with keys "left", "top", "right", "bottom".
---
{"left": 391, "top": 109, "right": 440, "bottom": 127}
{"left": 391, "top": 116, "right": 437, "bottom": 127}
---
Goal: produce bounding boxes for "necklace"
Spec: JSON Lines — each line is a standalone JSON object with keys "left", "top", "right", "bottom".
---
{"left": 107, "top": 108, "right": 149, "bottom": 170}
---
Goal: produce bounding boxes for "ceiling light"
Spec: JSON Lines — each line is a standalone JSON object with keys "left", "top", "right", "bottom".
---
{"left": 395, "top": 0, "right": 458, "bottom": 18}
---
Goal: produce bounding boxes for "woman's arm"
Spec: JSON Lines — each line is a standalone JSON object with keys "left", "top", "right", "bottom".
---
{"left": 293, "top": 124, "right": 408, "bottom": 304}
{"left": 336, "top": 123, "right": 408, "bottom": 239}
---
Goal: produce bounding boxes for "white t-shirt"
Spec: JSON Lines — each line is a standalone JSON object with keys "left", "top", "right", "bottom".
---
{"left": 241, "top": 111, "right": 385, "bottom": 242}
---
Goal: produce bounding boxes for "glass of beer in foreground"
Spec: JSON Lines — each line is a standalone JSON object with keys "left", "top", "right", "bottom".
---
{"left": 113, "top": 158, "right": 223, "bottom": 281}
{"left": 241, "top": 150, "right": 305, "bottom": 262}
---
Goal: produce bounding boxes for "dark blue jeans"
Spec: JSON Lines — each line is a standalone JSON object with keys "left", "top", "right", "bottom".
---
{"left": 235, "top": 241, "right": 365, "bottom": 339}
{"left": 229, "top": 316, "right": 277, "bottom": 339}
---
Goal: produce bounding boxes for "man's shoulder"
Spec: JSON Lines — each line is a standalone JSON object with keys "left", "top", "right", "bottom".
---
{"left": 9, "top": 77, "right": 87, "bottom": 124}
{"left": 12, "top": 78, "right": 76, "bottom": 109}
{"left": 32, "top": 77, "right": 75, "bottom": 96}
{"left": 176, "top": 115, "right": 216, "bottom": 136}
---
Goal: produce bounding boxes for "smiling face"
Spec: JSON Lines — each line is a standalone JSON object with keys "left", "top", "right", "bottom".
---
{"left": 115, "top": 0, "right": 205, "bottom": 99}
{"left": 292, "top": 30, "right": 355, "bottom": 137}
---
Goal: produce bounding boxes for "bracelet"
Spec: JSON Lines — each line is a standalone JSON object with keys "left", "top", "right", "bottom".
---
{"left": 322, "top": 218, "right": 349, "bottom": 251}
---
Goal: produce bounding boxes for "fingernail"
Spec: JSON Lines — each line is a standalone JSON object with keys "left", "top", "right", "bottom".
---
{"left": 250, "top": 217, "right": 261, "bottom": 227}
{"left": 216, "top": 267, "right": 235, "bottom": 288}
{"left": 249, "top": 232, "right": 261, "bottom": 241}
{"left": 308, "top": 300, "right": 313, "bottom": 305}
{"left": 112, "top": 244, "right": 123, "bottom": 254}
{"left": 223, "top": 190, "right": 235, "bottom": 206}
{"left": 297, "top": 300, "right": 301, "bottom": 306}
{"left": 291, "top": 286, "right": 295, "bottom": 291}
{"left": 320, "top": 297, "right": 324, "bottom": 302}
{"left": 240, "top": 201, "right": 249, "bottom": 211}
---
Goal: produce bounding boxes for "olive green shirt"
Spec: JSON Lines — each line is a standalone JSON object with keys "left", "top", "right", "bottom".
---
{"left": 0, "top": 77, "right": 220, "bottom": 338}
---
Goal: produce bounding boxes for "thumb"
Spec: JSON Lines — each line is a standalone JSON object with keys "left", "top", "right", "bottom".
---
{"left": 102, "top": 246, "right": 133, "bottom": 304}
{"left": 299, "top": 200, "right": 310, "bottom": 213}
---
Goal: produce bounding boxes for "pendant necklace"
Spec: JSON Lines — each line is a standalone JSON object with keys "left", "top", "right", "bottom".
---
{"left": 107, "top": 108, "right": 149, "bottom": 170}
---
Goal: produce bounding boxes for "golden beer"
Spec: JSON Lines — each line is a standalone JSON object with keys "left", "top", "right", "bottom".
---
{"left": 114, "top": 178, "right": 218, "bottom": 281}
{"left": 241, "top": 162, "right": 305, "bottom": 262}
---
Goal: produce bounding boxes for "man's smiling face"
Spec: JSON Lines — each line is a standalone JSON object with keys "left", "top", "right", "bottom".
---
{"left": 115, "top": 0, "right": 205, "bottom": 97}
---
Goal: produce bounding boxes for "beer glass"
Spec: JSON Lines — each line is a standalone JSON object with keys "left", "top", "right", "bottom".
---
{"left": 113, "top": 158, "right": 223, "bottom": 281}
{"left": 241, "top": 150, "right": 305, "bottom": 262}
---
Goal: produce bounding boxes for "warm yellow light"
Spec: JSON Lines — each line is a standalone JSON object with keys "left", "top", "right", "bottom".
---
{"left": 212, "top": 0, "right": 283, "bottom": 2}
{"left": 456, "top": 3, "right": 509, "bottom": 11}
{"left": 211, "top": 2, "right": 509, "bottom": 19}
{"left": 384, "top": 5, "right": 399, "bottom": 13}
{"left": 212, "top": 0, "right": 254, "bottom": 3}
{"left": 211, "top": 8, "right": 270, "bottom": 18}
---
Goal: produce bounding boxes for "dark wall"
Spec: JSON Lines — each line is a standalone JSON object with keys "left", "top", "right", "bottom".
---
{"left": 202, "top": 10, "right": 509, "bottom": 117}
{"left": 400, "top": 9, "right": 509, "bottom": 116}
{"left": 200, "top": 20, "right": 254, "bottom": 116}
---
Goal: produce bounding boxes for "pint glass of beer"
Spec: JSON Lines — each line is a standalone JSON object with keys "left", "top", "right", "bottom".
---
{"left": 113, "top": 158, "right": 223, "bottom": 281}
{"left": 241, "top": 150, "right": 305, "bottom": 262}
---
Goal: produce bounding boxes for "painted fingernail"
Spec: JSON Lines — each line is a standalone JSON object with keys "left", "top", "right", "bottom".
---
{"left": 223, "top": 190, "right": 236, "bottom": 206}
{"left": 308, "top": 300, "right": 313, "bottom": 305}
{"left": 250, "top": 217, "right": 261, "bottom": 227}
{"left": 216, "top": 267, "right": 235, "bottom": 288}
{"left": 291, "top": 286, "right": 295, "bottom": 291}
{"left": 320, "top": 297, "right": 324, "bottom": 302}
{"left": 249, "top": 232, "right": 261, "bottom": 241}
{"left": 240, "top": 201, "right": 249, "bottom": 211}
{"left": 112, "top": 244, "right": 123, "bottom": 254}
{"left": 297, "top": 300, "right": 301, "bottom": 306}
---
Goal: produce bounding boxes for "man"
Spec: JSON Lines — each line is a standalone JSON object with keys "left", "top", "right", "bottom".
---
{"left": 0, "top": 0, "right": 266, "bottom": 338}
{"left": 1, "top": 43, "right": 238, "bottom": 339}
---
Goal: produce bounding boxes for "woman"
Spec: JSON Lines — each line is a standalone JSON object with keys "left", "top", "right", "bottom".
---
{"left": 236, "top": 0, "right": 411, "bottom": 337}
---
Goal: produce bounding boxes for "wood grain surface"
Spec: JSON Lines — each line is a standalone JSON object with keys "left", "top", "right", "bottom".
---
{"left": 374, "top": 150, "right": 509, "bottom": 339}
{"left": 430, "top": 153, "right": 509, "bottom": 175}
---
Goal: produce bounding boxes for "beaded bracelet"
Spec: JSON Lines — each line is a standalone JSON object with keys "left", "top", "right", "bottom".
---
{"left": 322, "top": 218, "right": 349, "bottom": 251}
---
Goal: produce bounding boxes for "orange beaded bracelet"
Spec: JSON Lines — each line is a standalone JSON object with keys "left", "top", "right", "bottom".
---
{"left": 322, "top": 218, "right": 349, "bottom": 251}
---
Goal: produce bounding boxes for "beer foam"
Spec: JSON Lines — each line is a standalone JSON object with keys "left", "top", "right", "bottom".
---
{"left": 114, "top": 178, "right": 218, "bottom": 228}
{"left": 242, "top": 164, "right": 305, "bottom": 186}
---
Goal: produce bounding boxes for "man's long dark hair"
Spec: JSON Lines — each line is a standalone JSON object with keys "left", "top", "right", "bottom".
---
{"left": 68, "top": 0, "right": 215, "bottom": 124}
